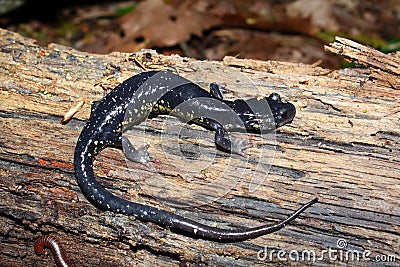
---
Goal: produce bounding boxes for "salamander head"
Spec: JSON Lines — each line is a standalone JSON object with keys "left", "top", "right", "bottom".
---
{"left": 236, "top": 93, "right": 296, "bottom": 133}
{"left": 266, "top": 93, "right": 296, "bottom": 128}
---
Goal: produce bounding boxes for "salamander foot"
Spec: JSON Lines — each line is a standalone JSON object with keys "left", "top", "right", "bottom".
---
{"left": 122, "top": 137, "right": 160, "bottom": 166}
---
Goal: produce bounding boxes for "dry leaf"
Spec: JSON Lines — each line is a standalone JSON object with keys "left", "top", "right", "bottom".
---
{"left": 118, "top": 0, "right": 219, "bottom": 48}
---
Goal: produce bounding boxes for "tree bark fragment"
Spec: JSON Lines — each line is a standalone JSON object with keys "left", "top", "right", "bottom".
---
{"left": 324, "top": 36, "right": 400, "bottom": 89}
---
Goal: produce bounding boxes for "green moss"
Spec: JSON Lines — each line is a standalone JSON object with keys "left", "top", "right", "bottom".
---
{"left": 114, "top": 4, "right": 137, "bottom": 17}
{"left": 56, "top": 21, "right": 79, "bottom": 38}
{"left": 380, "top": 38, "right": 400, "bottom": 53}
{"left": 317, "top": 31, "right": 337, "bottom": 43}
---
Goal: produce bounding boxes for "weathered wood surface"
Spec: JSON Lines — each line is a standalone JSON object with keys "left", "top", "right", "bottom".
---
{"left": 0, "top": 28, "right": 399, "bottom": 266}
{"left": 324, "top": 36, "right": 400, "bottom": 90}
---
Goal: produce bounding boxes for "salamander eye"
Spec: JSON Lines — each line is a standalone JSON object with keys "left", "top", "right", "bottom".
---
{"left": 279, "top": 108, "right": 288, "bottom": 120}
{"left": 270, "top": 93, "right": 281, "bottom": 102}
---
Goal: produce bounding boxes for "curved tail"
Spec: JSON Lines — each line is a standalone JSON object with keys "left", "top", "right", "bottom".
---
{"left": 74, "top": 140, "right": 317, "bottom": 241}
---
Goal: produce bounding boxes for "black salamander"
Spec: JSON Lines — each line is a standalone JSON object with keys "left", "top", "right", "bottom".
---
{"left": 74, "top": 71, "right": 317, "bottom": 241}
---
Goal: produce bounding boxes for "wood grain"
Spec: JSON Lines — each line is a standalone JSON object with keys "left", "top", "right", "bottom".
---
{"left": 0, "top": 29, "right": 399, "bottom": 266}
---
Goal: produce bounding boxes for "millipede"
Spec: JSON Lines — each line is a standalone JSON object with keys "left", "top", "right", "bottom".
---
{"left": 34, "top": 235, "right": 75, "bottom": 267}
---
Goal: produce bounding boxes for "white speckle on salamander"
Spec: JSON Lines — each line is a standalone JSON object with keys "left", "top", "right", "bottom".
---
{"left": 105, "top": 105, "right": 124, "bottom": 123}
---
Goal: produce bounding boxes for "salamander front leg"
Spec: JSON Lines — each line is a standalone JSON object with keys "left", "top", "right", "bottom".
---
{"left": 214, "top": 127, "right": 252, "bottom": 156}
{"left": 209, "top": 83, "right": 224, "bottom": 100}
{"left": 121, "top": 136, "right": 160, "bottom": 166}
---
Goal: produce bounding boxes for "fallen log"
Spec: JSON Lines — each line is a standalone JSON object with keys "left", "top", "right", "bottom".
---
{"left": 0, "top": 29, "right": 399, "bottom": 266}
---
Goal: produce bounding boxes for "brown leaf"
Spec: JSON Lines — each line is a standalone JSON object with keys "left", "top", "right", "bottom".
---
{"left": 118, "top": 0, "right": 219, "bottom": 48}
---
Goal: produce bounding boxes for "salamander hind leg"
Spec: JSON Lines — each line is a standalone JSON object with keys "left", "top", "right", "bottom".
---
{"left": 121, "top": 136, "right": 160, "bottom": 166}
{"left": 214, "top": 127, "right": 252, "bottom": 156}
{"left": 209, "top": 83, "right": 224, "bottom": 100}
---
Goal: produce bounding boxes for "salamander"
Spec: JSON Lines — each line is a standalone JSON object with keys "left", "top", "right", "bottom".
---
{"left": 74, "top": 71, "right": 317, "bottom": 241}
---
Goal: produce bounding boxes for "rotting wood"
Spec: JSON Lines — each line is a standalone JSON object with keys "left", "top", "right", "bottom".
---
{"left": 324, "top": 36, "right": 400, "bottom": 89}
{"left": 0, "top": 29, "right": 399, "bottom": 267}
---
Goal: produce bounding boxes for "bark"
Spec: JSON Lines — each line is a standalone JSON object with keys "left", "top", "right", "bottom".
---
{"left": 0, "top": 29, "right": 399, "bottom": 266}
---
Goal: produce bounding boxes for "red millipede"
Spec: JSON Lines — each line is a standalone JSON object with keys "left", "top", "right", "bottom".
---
{"left": 34, "top": 235, "right": 75, "bottom": 267}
